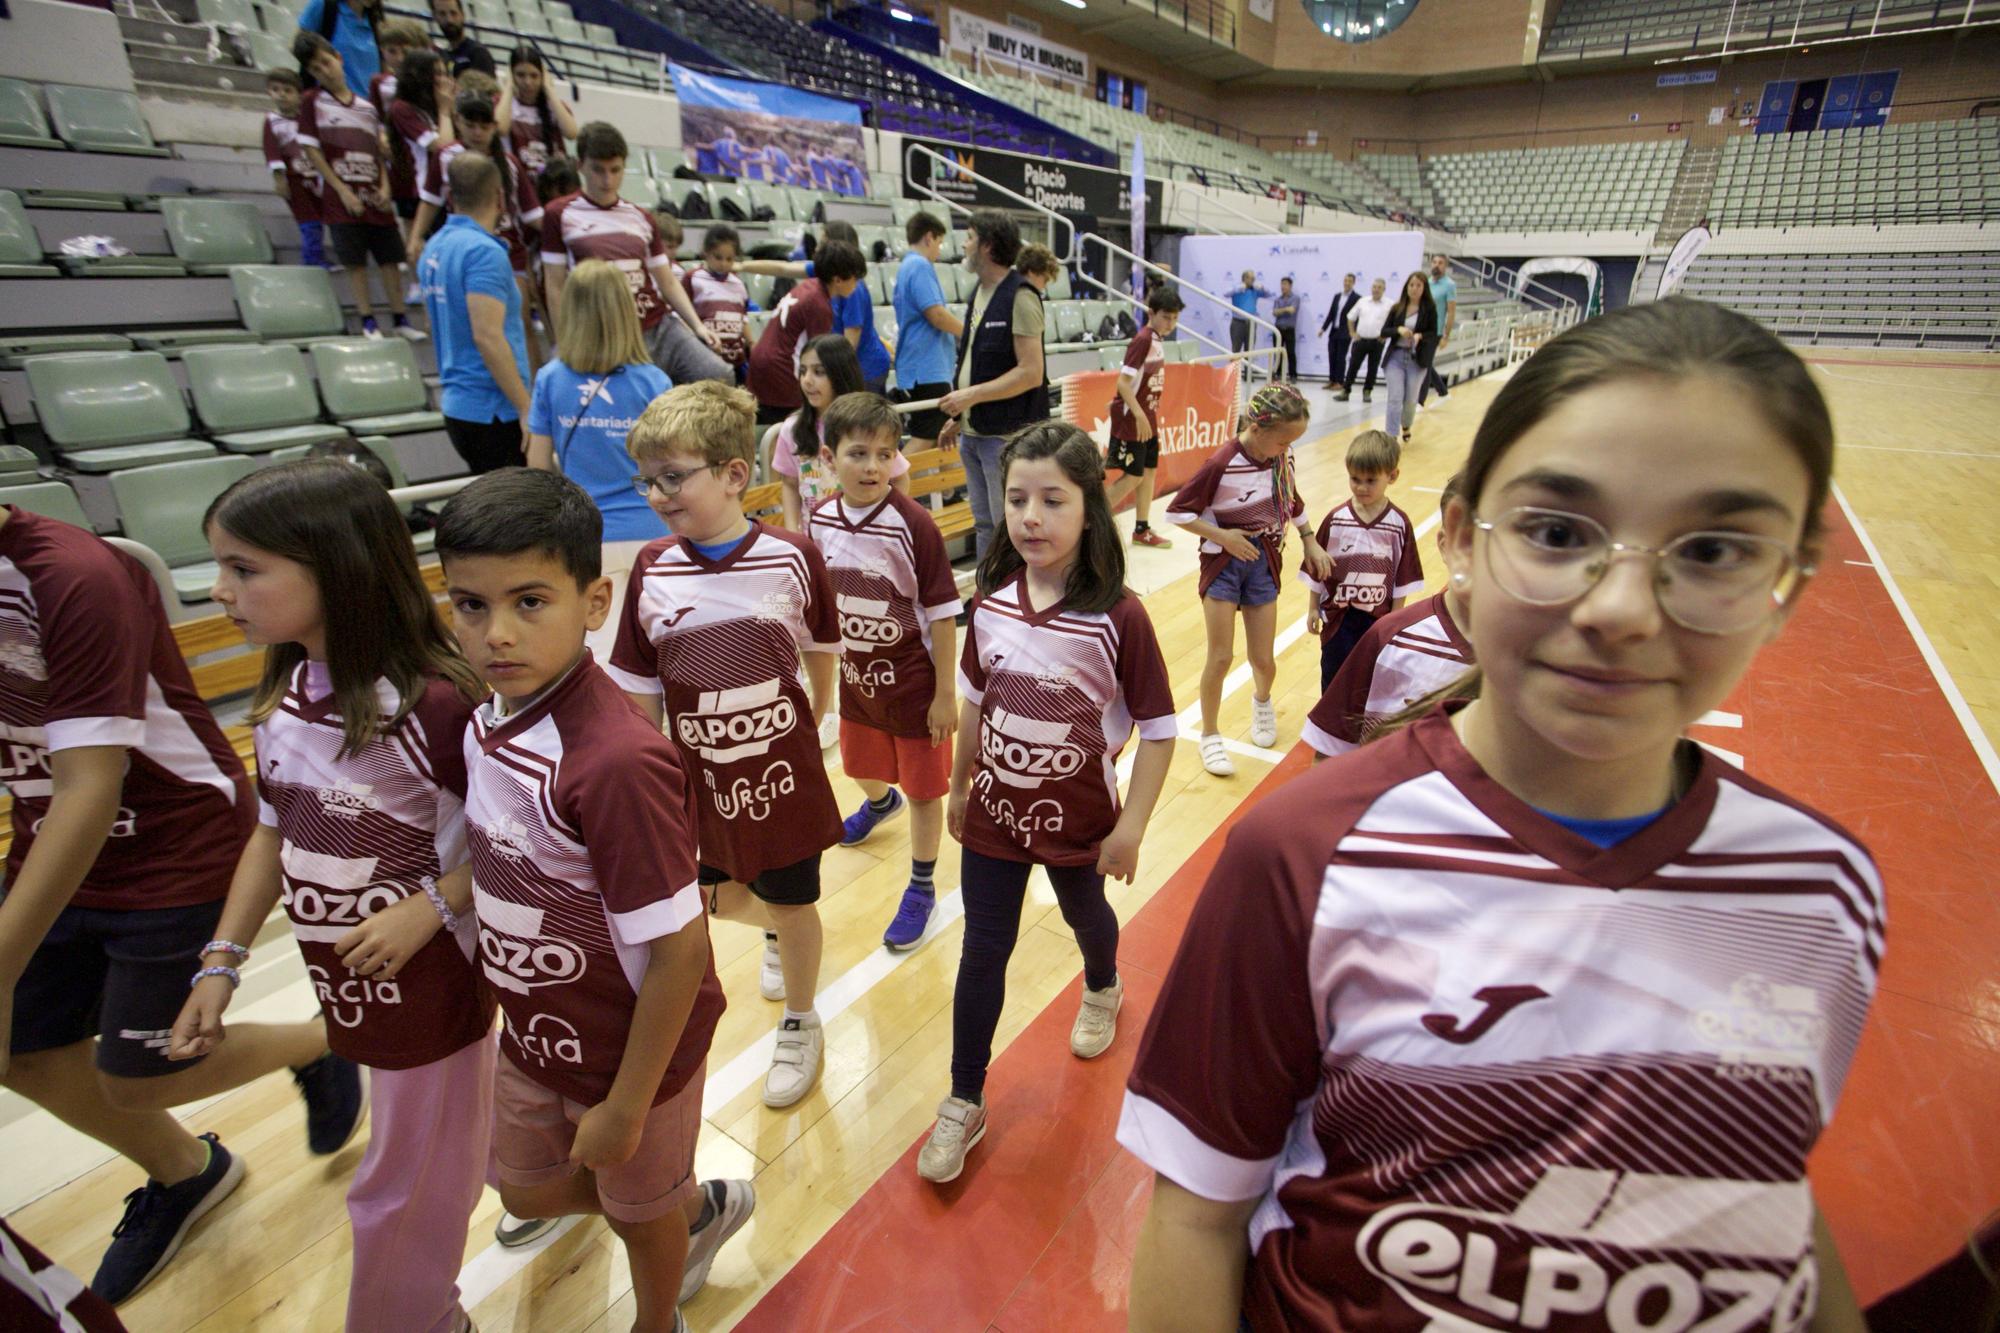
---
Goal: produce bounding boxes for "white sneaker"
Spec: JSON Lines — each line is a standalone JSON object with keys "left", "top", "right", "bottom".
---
{"left": 679, "top": 1178, "right": 755, "bottom": 1303}
{"left": 493, "top": 1211, "right": 560, "bottom": 1247}
{"left": 916, "top": 1095, "right": 986, "bottom": 1183}
{"left": 1250, "top": 697, "right": 1278, "bottom": 749}
{"left": 762, "top": 1017, "right": 822, "bottom": 1108}
{"left": 758, "top": 934, "right": 784, "bottom": 1001}
{"left": 1070, "top": 977, "right": 1123, "bottom": 1059}
{"left": 404, "top": 280, "right": 421, "bottom": 304}
{"left": 818, "top": 712, "right": 840, "bottom": 750}
{"left": 1200, "top": 734, "right": 1235, "bottom": 777}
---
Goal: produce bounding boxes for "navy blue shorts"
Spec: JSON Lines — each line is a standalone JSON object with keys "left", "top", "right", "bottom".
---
{"left": 1204, "top": 553, "right": 1280, "bottom": 608}
{"left": 8, "top": 897, "right": 224, "bottom": 1077}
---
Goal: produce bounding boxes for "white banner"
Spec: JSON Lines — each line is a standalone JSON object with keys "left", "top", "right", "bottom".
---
{"left": 1177, "top": 231, "right": 1425, "bottom": 379}
{"left": 949, "top": 11, "right": 1090, "bottom": 86}
{"left": 1657, "top": 224, "right": 1713, "bottom": 299}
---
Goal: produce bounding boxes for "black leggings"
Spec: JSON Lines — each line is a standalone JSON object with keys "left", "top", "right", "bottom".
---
{"left": 951, "top": 847, "right": 1119, "bottom": 1101}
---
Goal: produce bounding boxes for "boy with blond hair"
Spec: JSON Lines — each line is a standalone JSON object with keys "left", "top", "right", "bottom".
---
{"left": 1303, "top": 429, "right": 1424, "bottom": 690}
{"left": 607, "top": 382, "right": 843, "bottom": 1110}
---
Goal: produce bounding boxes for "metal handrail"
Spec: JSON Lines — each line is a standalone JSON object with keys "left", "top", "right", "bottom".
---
{"left": 1075, "top": 230, "right": 1284, "bottom": 374}
{"left": 1176, "top": 186, "right": 1282, "bottom": 236}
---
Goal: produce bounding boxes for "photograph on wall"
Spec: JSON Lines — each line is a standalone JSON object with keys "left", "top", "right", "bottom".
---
{"left": 670, "top": 64, "right": 870, "bottom": 194}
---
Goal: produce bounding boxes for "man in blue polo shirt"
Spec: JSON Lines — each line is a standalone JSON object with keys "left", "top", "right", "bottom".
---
{"left": 891, "top": 210, "right": 962, "bottom": 446}
{"left": 419, "top": 151, "right": 530, "bottom": 472}
{"left": 1417, "top": 252, "right": 1457, "bottom": 406}
{"left": 1229, "top": 270, "right": 1273, "bottom": 375}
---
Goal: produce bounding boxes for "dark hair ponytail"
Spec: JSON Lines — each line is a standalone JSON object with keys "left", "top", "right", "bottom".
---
{"left": 793, "top": 334, "right": 864, "bottom": 458}
{"left": 396, "top": 48, "right": 443, "bottom": 122}
{"left": 510, "top": 44, "right": 562, "bottom": 164}
{"left": 976, "top": 422, "right": 1126, "bottom": 615}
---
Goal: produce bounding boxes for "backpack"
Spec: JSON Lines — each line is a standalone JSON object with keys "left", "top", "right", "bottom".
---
{"left": 680, "top": 189, "right": 712, "bottom": 220}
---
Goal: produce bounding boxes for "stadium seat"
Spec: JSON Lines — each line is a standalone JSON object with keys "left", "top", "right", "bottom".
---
{"left": 745, "top": 310, "right": 772, "bottom": 344}
{"left": 0, "top": 191, "right": 58, "bottom": 278}
{"left": 161, "top": 198, "right": 275, "bottom": 273}
{"left": 240, "top": 29, "right": 294, "bottom": 71}
{"left": 229, "top": 265, "right": 349, "bottom": 342}
{"left": 21, "top": 352, "right": 220, "bottom": 472}
{"left": 0, "top": 481, "right": 92, "bottom": 529}
{"left": 108, "top": 456, "right": 258, "bottom": 601}
{"left": 56, "top": 252, "right": 188, "bottom": 278}
{"left": 128, "top": 328, "right": 264, "bottom": 354}
{"left": 43, "top": 85, "right": 170, "bottom": 157}
{"left": 350, "top": 435, "right": 435, "bottom": 550}
{"left": 742, "top": 271, "right": 776, "bottom": 308}
{"left": 195, "top": 0, "right": 260, "bottom": 28}
{"left": 0, "top": 446, "right": 38, "bottom": 484}
{"left": 1096, "top": 345, "right": 1124, "bottom": 370}
{"left": 864, "top": 266, "right": 890, "bottom": 305}
{"left": 1047, "top": 270, "right": 1072, "bottom": 302}
{"left": 1051, "top": 302, "right": 1086, "bottom": 343}
{"left": 873, "top": 307, "right": 896, "bottom": 343}
{"left": 183, "top": 343, "right": 350, "bottom": 452}
{"left": 309, "top": 338, "right": 444, "bottom": 435}
{"left": 1080, "top": 299, "right": 1112, "bottom": 336}
{"left": 0, "top": 332, "right": 133, "bottom": 368}
{"left": 619, "top": 173, "right": 662, "bottom": 210}
{"left": 0, "top": 78, "right": 59, "bottom": 150}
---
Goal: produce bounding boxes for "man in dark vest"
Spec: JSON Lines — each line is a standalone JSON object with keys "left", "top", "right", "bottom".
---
{"left": 939, "top": 209, "right": 1048, "bottom": 561}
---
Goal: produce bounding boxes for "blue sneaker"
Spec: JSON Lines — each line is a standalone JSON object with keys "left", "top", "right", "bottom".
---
{"left": 840, "top": 788, "right": 905, "bottom": 846}
{"left": 90, "top": 1132, "right": 245, "bottom": 1304}
{"left": 882, "top": 884, "right": 935, "bottom": 952}
{"left": 293, "top": 1052, "right": 366, "bottom": 1155}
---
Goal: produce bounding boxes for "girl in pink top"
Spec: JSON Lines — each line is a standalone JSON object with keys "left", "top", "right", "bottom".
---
{"left": 771, "top": 335, "right": 909, "bottom": 528}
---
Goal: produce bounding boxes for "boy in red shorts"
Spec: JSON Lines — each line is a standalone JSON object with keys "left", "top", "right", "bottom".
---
{"left": 804, "top": 393, "right": 961, "bottom": 951}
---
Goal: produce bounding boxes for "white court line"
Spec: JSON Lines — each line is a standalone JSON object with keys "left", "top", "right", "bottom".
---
{"left": 1844, "top": 559, "right": 1875, "bottom": 569}
{"left": 1833, "top": 484, "right": 2000, "bottom": 797}
{"left": 1838, "top": 443, "right": 2000, "bottom": 459}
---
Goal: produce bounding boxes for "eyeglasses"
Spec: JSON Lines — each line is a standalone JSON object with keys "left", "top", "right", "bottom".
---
{"left": 1472, "top": 507, "right": 1810, "bottom": 636}
{"left": 631, "top": 463, "right": 722, "bottom": 498}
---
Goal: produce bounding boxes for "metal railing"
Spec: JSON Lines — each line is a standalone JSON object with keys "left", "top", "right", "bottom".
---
{"left": 1447, "top": 255, "right": 1585, "bottom": 331}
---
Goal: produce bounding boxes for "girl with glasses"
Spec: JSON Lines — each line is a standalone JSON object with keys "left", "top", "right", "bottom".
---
{"left": 1120, "top": 297, "right": 1881, "bottom": 1333}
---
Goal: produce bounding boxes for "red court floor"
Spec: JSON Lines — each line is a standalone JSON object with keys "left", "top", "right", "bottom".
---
{"left": 740, "top": 499, "right": 2000, "bottom": 1331}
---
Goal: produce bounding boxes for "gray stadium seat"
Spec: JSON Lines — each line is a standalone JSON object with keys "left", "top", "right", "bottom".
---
{"left": 0, "top": 191, "right": 58, "bottom": 278}
{"left": 44, "top": 85, "right": 170, "bottom": 157}
{"left": 0, "top": 333, "right": 133, "bottom": 368}
{"left": 309, "top": 338, "right": 444, "bottom": 435}
{"left": 0, "top": 78, "right": 59, "bottom": 150}
{"left": 0, "top": 481, "right": 91, "bottom": 529}
{"left": 229, "top": 265, "right": 349, "bottom": 342}
{"left": 21, "top": 352, "right": 220, "bottom": 472}
{"left": 161, "top": 198, "right": 275, "bottom": 274}
{"left": 183, "top": 343, "right": 349, "bottom": 452}
{"left": 108, "top": 456, "right": 259, "bottom": 601}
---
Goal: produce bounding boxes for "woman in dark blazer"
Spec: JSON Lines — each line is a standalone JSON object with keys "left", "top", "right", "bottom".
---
{"left": 1381, "top": 271, "right": 1437, "bottom": 445}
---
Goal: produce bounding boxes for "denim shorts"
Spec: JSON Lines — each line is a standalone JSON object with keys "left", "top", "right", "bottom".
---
{"left": 1205, "top": 552, "right": 1279, "bottom": 607}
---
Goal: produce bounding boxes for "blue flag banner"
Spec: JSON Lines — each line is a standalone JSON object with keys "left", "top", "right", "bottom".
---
{"left": 669, "top": 64, "right": 869, "bottom": 193}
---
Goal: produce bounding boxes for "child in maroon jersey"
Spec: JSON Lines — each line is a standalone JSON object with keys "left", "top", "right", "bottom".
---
{"left": 262, "top": 68, "right": 325, "bottom": 268}
{"left": 806, "top": 393, "right": 962, "bottom": 952}
{"left": 172, "top": 461, "right": 493, "bottom": 1333}
{"left": 438, "top": 468, "right": 753, "bottom": 1326}
{"left": 1166, "top": 382, "right": 1333, "bottom": 778}
{"left": 1304, "top": 428, "right": 1425, "bottom": 691}
{"left": 1104, "top": 285, "right": 1185, "bottom": 550}
{"left": 364, "top": 19, "right": 427, "bottom": 241}
{"left": 919, "top": 423, "right": 1177, "bottom": 1186}
{"left": 608, "top": 382, "right": 843, "bottom": 1113}
{"left": 1123, "top": 298, "right": 1879, "bottom": 1332}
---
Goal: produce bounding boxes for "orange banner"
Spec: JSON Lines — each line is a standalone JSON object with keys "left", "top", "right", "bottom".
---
{"left": 1060, "top": 361, "right": 1242, "bottom": 496}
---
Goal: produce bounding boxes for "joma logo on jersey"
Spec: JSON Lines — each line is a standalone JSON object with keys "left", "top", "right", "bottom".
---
{"left": 307, "top": 961, "right": 401, "bottom": 1028}
{"left": 842, "top": 656, "right": 897, "bottom": 697}
{"left": 981, "top": 708, "right": 1086, "bottom": 789}
{"left": 1355, "top": 1167, "right": 1817, "bottom": 1333}
{"left": 517, "top": 1012, "right": 584, "bottom": 1066}
{"left": 0, "top": 638, "right": 47, "bottom": 681}
{"left": 479, "top": 930, "right": 587, "bottom": 990}
{"left": 316, "top": 777, "right": 381, "bottom": 818}
{"left": 710, "top": 760, "right": 796, "bottom": 821}
{"left": 678, "top": 679, "right": 797, "bottom": 763}
{"left": 481, "top": 817, "right": 534, "bottom": 859}
{"left": 838, "top": 595, "right": 903, "bottom": 648}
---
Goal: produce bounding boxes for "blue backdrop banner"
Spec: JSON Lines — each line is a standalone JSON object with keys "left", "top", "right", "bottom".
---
{"left": 669, "top": 64, "right": 870, "bottom": 193}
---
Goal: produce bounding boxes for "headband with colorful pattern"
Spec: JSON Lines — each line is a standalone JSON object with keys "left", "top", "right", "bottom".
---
{"left": 1242, "top": 382, "right": 1308, "bottom": 430}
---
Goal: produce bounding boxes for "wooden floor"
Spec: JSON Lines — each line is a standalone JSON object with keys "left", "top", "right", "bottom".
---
{"left": 7, "top": 349, "right": 1998, "bottom": 1331}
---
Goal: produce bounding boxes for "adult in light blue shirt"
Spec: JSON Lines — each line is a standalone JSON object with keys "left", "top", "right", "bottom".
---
{"left": 419, "top": 154, "right": 530, "bottom": 471}
{"left": 1419, "top": 253, "right": 1459, "bottom": 405}
{"left": 1229, "top": 269, "right": 1273, "bottom": 360}
{"left": 527, "top": 360, "right": 672, "bottom": 542}
{"left": 891, "top": 213, "right": 962, "bottom": 445}
{"left": 295, "top": 0, "right": 381, "bottom": 92}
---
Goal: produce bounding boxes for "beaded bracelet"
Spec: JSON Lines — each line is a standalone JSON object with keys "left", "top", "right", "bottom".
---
{"left": 421, "top": 881, "right": 459, "bottom": 933}
{"left": 191, "top": 965, "right": 241, "bottom": 989}
{"left": 201, "top": 939, "right": 250, "bottom": 961}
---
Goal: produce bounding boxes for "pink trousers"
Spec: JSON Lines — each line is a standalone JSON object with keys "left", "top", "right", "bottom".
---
{"left": 345, "top": 1031, "right": 496, "bottom": 1333}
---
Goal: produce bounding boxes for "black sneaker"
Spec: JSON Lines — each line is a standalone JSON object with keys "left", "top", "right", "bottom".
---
{"left": 90, "top": 1132, "right": 245, "bottom": 1304}
{"left": 293, "top": 1052, "right": 366, "bottom": 1155}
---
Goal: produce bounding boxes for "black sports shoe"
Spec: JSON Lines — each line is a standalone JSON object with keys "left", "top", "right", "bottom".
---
{"left": 293, "top": 1052, "right": 366, "bottom": 1155}
{"left": 90, "top": 1132, "right": 245, "bottom": 1304}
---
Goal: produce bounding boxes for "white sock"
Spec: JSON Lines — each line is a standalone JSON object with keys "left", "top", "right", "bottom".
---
{"left": 782, "top": 1008, "right": 819, "bottom": 1027}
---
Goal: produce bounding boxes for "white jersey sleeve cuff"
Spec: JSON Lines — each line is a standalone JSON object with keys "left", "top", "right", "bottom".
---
{"left": 1164, "top": 509, "right": 1199, "bottom": 526}
{"left": 1116, "top": 1092, "right": 1278, "bottom": 1203}
{"left": 602, "top": 663, "right": 663, "bottom": 695}
{"left": 1392, "top": 579, "right": 1424, "bottom": 599}
{"left": 267, "top": 158, "right": 286, "bottom": 172}
{"left": 42, "top": 716, "right": 145, "bottom": 752}
{"left": 1117, "top": 365, "right": 1139, "bottom": 382}
{"left": 609, "top": 880, "right": 704, "bottom": 946}
{"left": 956, "top": 668, "right": 983, "bottom": 707}
{"left": 1298, "top": 719, "right": 1353, "bottom": 758}
{"left": 418, "top": 187, "right": 444, "bottom": 207}
{"left": 295, "top": 133, "right": 320, "bottom": 147}
{"left": 1135, "top": 715, "right": 1179, "bottom": 742}
{"left": 257, "top": 797, "right": 279, "bottom": 828}
{"left": 540, "top": 249, "right": 570, "bottom": 268}
{"left": 923, "top": 599, "right": 962, "bottom": 623}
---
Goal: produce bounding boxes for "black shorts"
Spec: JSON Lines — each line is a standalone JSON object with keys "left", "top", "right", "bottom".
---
{"left": 755, "top": 401, "right": 794, "bottom": 428}
{"left": 8, "top": 897, "right": 225, "bottom": 1077}
{"left": 699, "top": 852, "right": 822, "bottom": 907}
{"left": 394, "top": 195, "right": 419, "bottom": 220}
{"left": 896, "top": 381, "right": 951, "bottom": 440}
{"left": 1105, "top": 434, "right": 1159, "bottom": 475}
{"left": 444, "top": 415, "right": 527, "bottom": 473}
{"left": 327, "top": 221, "right": 408, "bottom": 269}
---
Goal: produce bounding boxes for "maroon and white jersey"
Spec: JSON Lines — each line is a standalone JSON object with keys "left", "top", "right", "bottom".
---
{"left": 1303, "top": 592, "right": 1473, "bottom": 757}
{"left": 1120, "top": 710, "right": 1885, "bottom": 1333}
{"left": 683, "top": 266, "right": 751, "bottom": 365}
{"left": 263, "top": 111, "right": 323, "bottom": 224}
{"left": 1307, "top": 499, "right": 1424, "bottom": 631}
{"left": 509, "top": 101, "right": 561, "bottom": 175}
{"left": 386, "top": 98, "right": 442, "bottom": 204}
{"left": 0, "top": 508, "right": 251, "bottom": 911}
{"left": 1166, "top": 438, "right": 1308, "bottom": 598}
{"left": 606, "top": 524, "right": 844, "bottom": 883}
{"left": 0, "top": 1220, "right": 125, "bottom": 1333}
{"left": 541, "top": 192, "right": 674, "bottom": 330}
{"left": 297, "top": 87, "right": 395, "bottom": 227}
{"left": 1107, "top": 324, "right": 1165, "bottom": 442}
{"left": 957, "top": 573, "right": 1176, "bottom": 866}
{"left": 423, "top": 141, "right": 543, "bottom": 273}
{"left": 746, "top": 279, "right": 834, "bottom": 412}
{"left": 366, "top": 72, "right": 416, "bottom": 203}
{"left": 806, "top": 492, "right": 961, "bottom": 739}
{"left": 464, "top": 656, "right": 722, "bottom": 1107}
{"left": 254, "top": 663, "right": 493, "bottom": 1070}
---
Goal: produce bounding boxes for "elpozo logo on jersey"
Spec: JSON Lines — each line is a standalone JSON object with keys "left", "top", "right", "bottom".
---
{"left": 317, "top": 776, "right": 382, "bottom": 818}
{"left": 479, "top": 928, "right": 587, "bottom": 994}
{"left": 1354, "top": 1166, "right": 1817, "bottom": 1332}
{"left": 981, "top": 705, "right": 1086, "bottom": 789}
{"left": 838, "top": 594, "right": 903, "bottom": 650}
{"left": 677, "top": 678, "right": 798, "bottom": 764}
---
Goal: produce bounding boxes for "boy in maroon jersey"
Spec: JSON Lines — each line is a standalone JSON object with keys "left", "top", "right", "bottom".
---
{"left": 364, "top": 20, "right": 427, "bottom": 240}
{"left": 607, "top": 382, "right": 843, "bottom": 1112}
{"left": 437, "top": 468, "right": 753, "bottom": 1324}
{"left": 1104, "top": 286, "right": 1184, "bottom": 549}
{"left": 293, "top": 32, "right": 421, "bottom": 341}
{"left": 261, "top": 68, "right": 325, "bottom": 269}
{"left": 743, "top": 239, "right": 866, "bottom": 426}
{"left": 806, "top": 394, "right": 961, "bottom": 952}
{"left": 1304, "top": 428, "right": 1425, "bottom": 690}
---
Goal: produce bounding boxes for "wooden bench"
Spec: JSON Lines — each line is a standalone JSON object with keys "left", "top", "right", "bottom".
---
{"left": 903, "top": 446, "right": 973, "bottom": 545}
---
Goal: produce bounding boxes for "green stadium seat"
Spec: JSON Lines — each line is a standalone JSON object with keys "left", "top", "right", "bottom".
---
{"left": 864, "top": 266, "right": 890, "bottom": 305}
{"left": 309, "top": 338, "right": 443, "bottom": 435}
{"left": 0, "top": 481, "right": 92, "bottom": 529}
{"left": 108, "top": 456, "right": 258, "bottom": 601}
{"left": 183, "top": 343, "right": 349, "bottom": 452}
{"left": 742, "top": 271, "right": 776, "bottom": 308}
{"left": 1050, "top": 302, "right": 1086, "bottom": 343}
{"left": 1096, "top": 345, "right": 1124, "bottom": 371}
{"left": 1046, "top": 270, "right": 1072, "bottom": 302}
{"left": 0, "top": 332, "right": 133, "bottom": 368}
{"left": 350, "top": 435, "right": 434, "bottom": 551}
{"left": 229, "top": 264, "right": 348, "bottom": 342}
{"left": 0, "top": 79, "right": 59, "bottom": 150}
{"left": 56, "top": 253, "right": 189, "bottom": 278}
{"left": 618, "top": 173, "right": 662, "bottom": 210}
{"left": 0, "top": 446, "right": 38, "bottom": 484}
{"left": 0, "top": 190, "right": 58, "bottom": 278}
{"left": 22, "top": 352, "right": 220, "bottom": 472}
{"left": 195, "top": 0, "right": 260, "bottom": 28}
{"left": 160, "top": 198, "right": 275, "bottom": 274}
{"left": 129, "top": 328, "right": 264, "bottom": 354}
{"left": 1079, "top": 299, "right": 1112, "bottom": 336}
{"left": 43, "top": 85, "right": 170, "bottom": 157}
